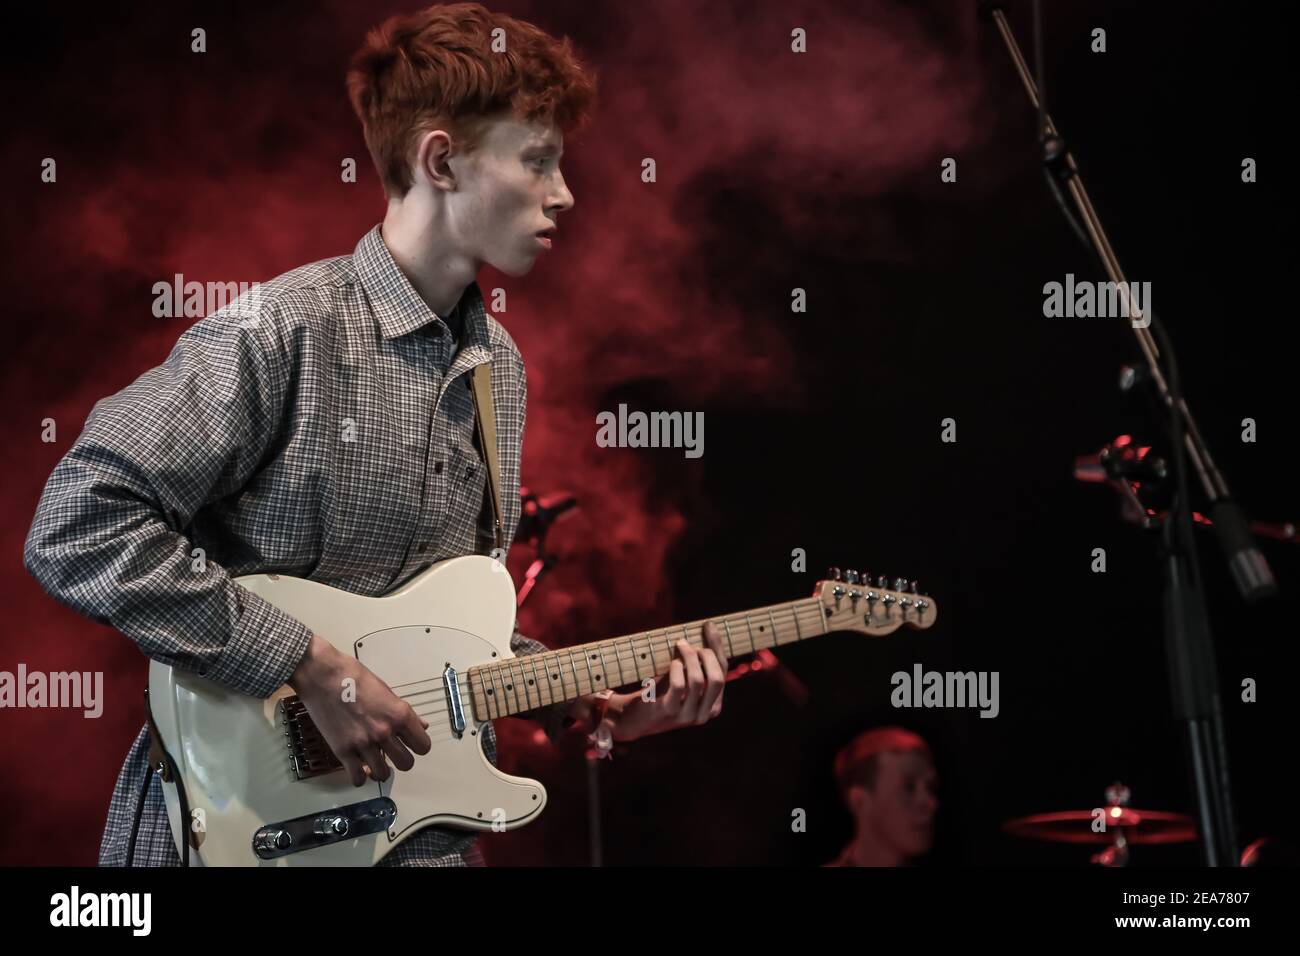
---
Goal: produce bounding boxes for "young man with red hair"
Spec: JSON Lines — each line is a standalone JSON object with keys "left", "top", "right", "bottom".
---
{"left": 25, "top": 2, "right": 728, "bottom": 867}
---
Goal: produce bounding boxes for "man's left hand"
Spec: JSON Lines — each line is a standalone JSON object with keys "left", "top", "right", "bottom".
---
{"left": 586, "top": 621, "right": 729, "bottom": 744}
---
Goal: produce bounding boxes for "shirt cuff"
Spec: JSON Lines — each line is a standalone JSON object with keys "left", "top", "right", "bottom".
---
{"left": 201, "top": 582, "right": 314, "bottom": 698}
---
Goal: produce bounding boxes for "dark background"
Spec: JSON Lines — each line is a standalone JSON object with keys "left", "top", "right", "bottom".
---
{"left": 2, "top": 0, "right": 1294, "bottom": 866}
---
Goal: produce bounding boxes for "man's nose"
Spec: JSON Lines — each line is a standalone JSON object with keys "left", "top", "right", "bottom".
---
{"left": 550, "top": 172, "right": 575, "bottom": 213}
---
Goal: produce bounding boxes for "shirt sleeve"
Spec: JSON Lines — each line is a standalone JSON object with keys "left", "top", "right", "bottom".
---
{"left": 509, "top": 628, "right": 578, "bottom": 744}
{"left": 23, "top": 310, "right": 313, "bottom": 699}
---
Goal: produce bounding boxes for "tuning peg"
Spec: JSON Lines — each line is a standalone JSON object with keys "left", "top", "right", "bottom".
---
{"left": 909, "top": 580, "right": 919, "bottom": 594}
{"left": 894, "top": 577, "right": 907, "bottom": 592}
{"left": 845, "top": 569, "right": 860, "bottom": 584}
{"left": 876, "top": 574, "right": 888, "bottom": 589}
{"left": 827, "top": 566, "right": 842, "bottom": 581}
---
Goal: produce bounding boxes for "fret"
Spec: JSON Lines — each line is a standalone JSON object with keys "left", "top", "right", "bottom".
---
{"left": 547, "top": 655, "right": 565, "bottom": 706}
{"left": 627, "top": 636, "right": 644, "bottom": 681}
{"left": 639, "top": 634, "right": 657, "bottom": 678}
{"left": 506, "top": 658, "right": 525, "bottom": 714}
{"left": 571, "top": 647, "right": 589, "bottom": 698}
{"left": 613, "top": 637, "right": 630, "bottom": 686}
{"left": 517, "top": 657, "right": 532, "bottom": 711}
{"left": 594, "top": 643, "right": 610, "bottom": 692}
{"left": 480, "top": 664, "right": 495, "bottom": 720}
{"left": 767, "top": 608, "right": 780, "bottom": 647}
{"left": 470, "top": 673, "right": 486, "bottom": 721}
{"left": 744, "top": 614, "right": 757, "bottom": 654}
{"left": 633, "top": 635, "right": 652, "bottom": 685}
{"left": 488, "top": 662, "right": 508, "bottom": 719}
{"left": 791, "top": 603, "right": 804, "bottom": 642}
{"left": 527, "top": 658, "right": 548, "bottom": 712}
{"left": 722, "top": 619, "right": 737, "bottom": 659}
{"left": 491, "top": 661, "right": 510, "bottom": 715}
{"left": 520, "top": 654, "right": 542, "bottom": 710}
{"left": 483, "top": 672, "right": 493, "bottom": 720}
{"left": 583, "top": 646, "right": 599, "bottom": 693}
{"left": 649, "top": 629, "right": 666, "bottom": 672}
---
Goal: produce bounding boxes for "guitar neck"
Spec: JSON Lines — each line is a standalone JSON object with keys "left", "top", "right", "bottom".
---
{"left": 467, "top": 596, "right": 828, "bottom": 721}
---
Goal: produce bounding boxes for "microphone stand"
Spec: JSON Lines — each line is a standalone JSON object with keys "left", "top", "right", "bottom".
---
{"left": 980, "top": 2, "right": 1279, "bottom": 866}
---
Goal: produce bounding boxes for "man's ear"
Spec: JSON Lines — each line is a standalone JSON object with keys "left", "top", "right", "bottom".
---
{"left": 414, "top": 129, "right": 457, "bottom": 191}
{"left": 847, "top": 783, "right": 872, "bottom": 816}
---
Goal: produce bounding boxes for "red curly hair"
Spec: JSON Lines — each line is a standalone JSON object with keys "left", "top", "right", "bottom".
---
{"left": 347, "top": 2, "right": 598, "bottom": 199}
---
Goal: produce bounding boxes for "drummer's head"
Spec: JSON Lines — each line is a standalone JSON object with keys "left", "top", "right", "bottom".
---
{"left": 835, "top": 727, "right": 938, "bottom": 860}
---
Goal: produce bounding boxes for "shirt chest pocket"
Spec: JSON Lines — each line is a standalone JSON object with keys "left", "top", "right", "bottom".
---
{"left": 441, "top": 434, "right": 491, "bottom": 550}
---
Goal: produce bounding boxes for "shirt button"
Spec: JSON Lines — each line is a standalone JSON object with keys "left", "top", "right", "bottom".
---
{"left": 434, "top": 461, "right": 444, "bottom": 475}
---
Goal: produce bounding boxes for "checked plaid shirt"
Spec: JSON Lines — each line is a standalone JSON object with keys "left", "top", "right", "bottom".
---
{"left": 24, "top": 224, "right": 565, "bottom": 867}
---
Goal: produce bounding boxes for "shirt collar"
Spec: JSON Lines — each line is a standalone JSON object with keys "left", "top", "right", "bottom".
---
{"left": 353, "top": 224, "right": 489, "bottom": 351}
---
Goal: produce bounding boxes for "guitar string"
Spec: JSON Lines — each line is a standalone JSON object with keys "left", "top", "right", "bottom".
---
{"left": 409, "top": 602, "right": 827, "bottom": 721}
{"left": 290, "top": 597, "right": 923, "bottom": 759}
{"left": 414, "top": 604, "right": 834, "bottom": 744}
{"left": 288, "top": 604, "right": 831, "bottom": 763}
{"left": 284, "top": 598, "right": 930, "bottom": 780}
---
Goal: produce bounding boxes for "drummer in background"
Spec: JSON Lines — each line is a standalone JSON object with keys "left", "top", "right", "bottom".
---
{"left": 825, "top": 727, "right": 938, "bottom": 866}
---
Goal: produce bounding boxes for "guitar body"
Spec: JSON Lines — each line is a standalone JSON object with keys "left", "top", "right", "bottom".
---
{"left": 147, "top": 555, "right": 547, "bottom": 867}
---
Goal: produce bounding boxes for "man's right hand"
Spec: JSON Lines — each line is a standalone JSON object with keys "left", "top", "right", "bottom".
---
{"left": 287, "top": 634, "right": 432, "bottom": 787}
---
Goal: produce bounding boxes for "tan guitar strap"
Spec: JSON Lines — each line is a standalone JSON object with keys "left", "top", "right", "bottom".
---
{"left": 470, "top": 361, "right": 505, "bottom": 552}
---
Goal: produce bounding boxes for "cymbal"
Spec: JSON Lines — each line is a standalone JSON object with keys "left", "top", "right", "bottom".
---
{"left": 1003, "top": 808, "right": 1196, "bottom": 845}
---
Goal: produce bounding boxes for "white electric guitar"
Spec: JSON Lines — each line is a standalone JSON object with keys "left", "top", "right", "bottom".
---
{"left": 146, "top": 557, "right": 936, "bottom": 866}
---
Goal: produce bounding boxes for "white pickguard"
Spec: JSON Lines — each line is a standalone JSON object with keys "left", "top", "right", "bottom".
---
{"left": 147, "top": 555, "right": 547, "bottom": 866}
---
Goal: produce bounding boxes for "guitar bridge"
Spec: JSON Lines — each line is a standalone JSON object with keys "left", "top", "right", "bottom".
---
{"left": 280, "top": 696, "right": 344, "bottom": 780}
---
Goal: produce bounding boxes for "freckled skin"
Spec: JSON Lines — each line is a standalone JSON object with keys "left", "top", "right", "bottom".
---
{"left": 445, "top": 113, "right": 575, "bottom": 277}
{"left": 381, "top": 110, "right": 575, "bottom": 316}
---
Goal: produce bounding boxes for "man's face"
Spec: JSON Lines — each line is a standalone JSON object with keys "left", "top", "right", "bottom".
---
{"left": 447, "top": 112, "right": 574, "bottom": 277}
{"left": 853, "top": 749, "right": 939, "bottom": 859}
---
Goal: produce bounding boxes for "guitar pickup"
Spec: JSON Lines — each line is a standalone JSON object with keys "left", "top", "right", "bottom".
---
{"left": 443, "top": 666, "right": 466, "bottom": 737}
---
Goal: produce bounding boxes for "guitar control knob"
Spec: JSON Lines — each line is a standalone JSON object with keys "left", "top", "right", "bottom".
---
{"left": 254, "top": 828, "right": 292, "bottom": 853}
{"left": 314, "top": 815, "right": 350, "bottom": 837}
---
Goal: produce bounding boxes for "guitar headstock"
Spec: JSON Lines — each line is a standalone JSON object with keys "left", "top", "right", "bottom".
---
{"left": 814, "top": 567, "right": 938, "bottom": 636}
